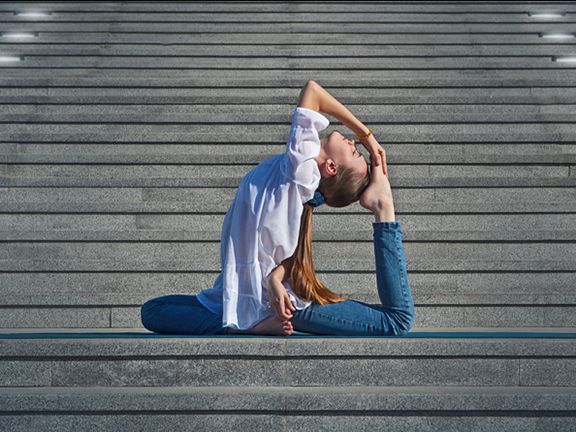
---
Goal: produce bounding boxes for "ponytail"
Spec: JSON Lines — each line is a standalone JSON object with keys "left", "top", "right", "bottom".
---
{"left": 290, "top": 166, "right": 371, "bottom": 304}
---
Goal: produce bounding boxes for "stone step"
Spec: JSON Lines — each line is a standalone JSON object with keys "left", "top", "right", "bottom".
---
{"left": 2, "top": 214, "right": 575, "bottom": 241}
{"left": 3, "top": 288, "right": 575, "bottom": 309}
{"left": 3, "top": 153, "right": 574, "bottom": 165}
{"left": 0, "top": 333, "right": 575, "bottom": 387}
{"left": 1, "top": 242, "right": 575, "bottom": 272}
{"left": 3, "top": 87, "right": 576, "bottom": 104}
{"left": 6, "top": 44, "right": 576, "bottom": 57}
{"left": 4, "top": 33, "right": 576, "bottom": 44}
{"left": 2, "top": 272, "right": 574, "bottom": 306}
{"left": 2, "top": 22, "right": 575, "bottom": 33}
{"left": 2, "top": 191, "right": 576, "bottom": 215}
{"left": 0, "top": 1, "right": 570, "bottom": 13}
{"left": 2, "top": 295, "right": 575, "bottom": 328}
{"left": 1, "top": 185, "right": 572, "bottom": 205}
{"left": 1, "top": 164, "right": 572, "bottom": 185}
{"left": 4, "top": 177, "right": 575, "bottom": 188}
{"left": 1, "top": 56, "right": 569, "bottom": 70}
{"left": 2, "top": 303, "right": 575, "bottom": 329}
{"left": 5, "top": 10, "right": 576, "bottom": 23}
{"left": 3, "top": 101, "right": 576, "bottom": 113}
{"left": 5, "top": 203, "right": 575, "bottom": 216}
{"left": 4, "top": 143, "right": 574, "bottom": 158}
{"left": 0, "top": 385, "right": 575, "bottom": 431}
{"left": 4, "top": 103, "right": 576, "bottom": 123}
{"left": 3, "top": 69, "right": 576, "bottom": 89}
{"left": 3, "top": 115, "right": 576, "bottom": 127}
{"left": 3, "top": 123, "right": 575, "bottom": 142}
{"left": 2, "top": 384, "right": 575, "bottom": 413}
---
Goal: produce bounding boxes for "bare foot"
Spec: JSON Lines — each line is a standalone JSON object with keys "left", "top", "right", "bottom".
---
{"left": 359, "top": 165, "right": 395, "bottom": 222}
{"left": 227, "top": 315, "right": 293, "bottom": 336}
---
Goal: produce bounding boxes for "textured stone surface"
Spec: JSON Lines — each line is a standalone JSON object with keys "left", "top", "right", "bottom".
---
{"left": 0, "top": 308, "right": 110, "bottom": 329}
{"left": 2, "top": 242, "right": 576, "bottom": 271}
{"left": 0, "top": 415, "right": 286, "bottom": 432}
{"left": 1, "top": 386, "right": 576, "bottom": 412}
{"left": 1, "top": 336, "right": 576, "bottom": 387}
{"left": 287, "top": 358, "right": 519, "bottom": 387}
{"left": 0, "top": 2, "right": 570, "bottom": 12}
{"left": 0, "top": 0, "right": 575, "bottom": 427}
{"left": 3, "top": 304, "right": 576, "bottom": 329}
{"left": 50, "top": 359, "right": 286, "bottom": 387}
{"left": 1, "top": 415, "right": 574, "bottom": 432}
{"left": 0, "top": 337, "right": 288, "bottom": 358}
{"left": 3, "top": 214, "right": 575, "bottom": 242}
{"left": 111, "top": 307, "right": 141, "bottom": 328}
{"left": 520, "top": 360, "right": 576, "bottom": 386}
{"left": 0, "top": 362, "right": 51, "bottom": 387}
{"left": 2, "top": 0, "right": 575, "bottom": 347}
{"left": 3, "top": 124, "right": 576, "bottom": 143}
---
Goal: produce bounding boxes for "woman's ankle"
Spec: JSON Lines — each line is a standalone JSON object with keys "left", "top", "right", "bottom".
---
{"left": 373, "top": 197, "right": 395, "bottom": 222}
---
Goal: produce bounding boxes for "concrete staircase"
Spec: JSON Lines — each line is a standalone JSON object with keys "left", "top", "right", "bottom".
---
{"left": 1, "top": 1, "right": 575, "bottom": 430}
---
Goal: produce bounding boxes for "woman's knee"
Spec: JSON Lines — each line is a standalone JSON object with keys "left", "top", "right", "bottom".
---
{"left": 141, "top": 297, "right": 167, "bottom": 332}
{"left": 394, "top": 307, "right": 415, "bottom": 336}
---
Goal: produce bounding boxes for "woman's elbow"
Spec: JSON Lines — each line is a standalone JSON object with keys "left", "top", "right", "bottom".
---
{"left": 298, "top": 81, "right": 321, "bottom": 110}
{"left": 304, "top": 80, "right": 318, "bottom": 90}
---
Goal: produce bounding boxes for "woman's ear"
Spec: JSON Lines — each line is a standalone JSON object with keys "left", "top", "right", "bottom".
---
{"left": 325, "top": 159, "right": 338, "bottom": 176}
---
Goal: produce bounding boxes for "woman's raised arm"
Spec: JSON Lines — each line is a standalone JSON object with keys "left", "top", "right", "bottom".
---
{"left": 297, "top": 80, "right": 387, "bottom": 174}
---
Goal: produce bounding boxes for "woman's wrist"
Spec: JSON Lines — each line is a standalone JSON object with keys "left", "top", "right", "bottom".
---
{"left": 355, "top": 127, "right": 372, "bottom": 141}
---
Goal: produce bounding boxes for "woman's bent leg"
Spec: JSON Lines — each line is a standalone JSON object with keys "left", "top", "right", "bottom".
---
{"left": 141, "top": 295, "right": 227, "bottom": 335}
{"left": 373, "top": 221, "right": 414, "bottom": 333}
{"left": 291, "top": 221, "right": 414, "bottom": 336}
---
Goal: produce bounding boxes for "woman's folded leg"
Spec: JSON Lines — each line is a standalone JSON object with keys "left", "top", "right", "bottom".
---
{"left": 372, "top": 221, "right": 414, "bottom": 333}
{"left": 290, "top": 221, "right": 414, "bottom": 336}
{"left": 141, "top": 294, "right": 227, "bottom": 335}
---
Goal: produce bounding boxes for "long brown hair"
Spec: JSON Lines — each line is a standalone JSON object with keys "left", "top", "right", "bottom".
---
{"left": 290, "top": 165, "right": 371, "bottom": 305}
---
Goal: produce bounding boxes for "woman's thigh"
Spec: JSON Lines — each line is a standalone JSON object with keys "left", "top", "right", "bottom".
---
{"left": 141, "top": 295, "right": 226, "bottom": 335}
{"left": 290, "top": 299, "right": 410, "bottom": 336}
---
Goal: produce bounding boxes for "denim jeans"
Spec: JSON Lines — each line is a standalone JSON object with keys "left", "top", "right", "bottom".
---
{"left": 141, "top": 221, "right": 414, "bottom": 336}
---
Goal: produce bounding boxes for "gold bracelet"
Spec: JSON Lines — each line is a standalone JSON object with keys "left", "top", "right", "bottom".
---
{"left": 356, "top": 128, "right": 372, "bottom": 141}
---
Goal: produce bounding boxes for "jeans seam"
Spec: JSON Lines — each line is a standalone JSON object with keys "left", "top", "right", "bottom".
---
{"left": 395, "top": 230, "right": 409, "bottom": 312}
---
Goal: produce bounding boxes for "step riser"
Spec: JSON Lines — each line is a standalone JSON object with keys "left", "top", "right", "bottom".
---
{"left": 1, "top": 242, "right": 575, "bottom": 271}
{"left": 2, "top": 415, "right": 574, "bottom": 432}
{"left": 3, "top": 386, "right": 576, "bottom": 412}
{"left": 1, "top": 305, "right": 575, "bottom": 329}
{"left": 1, "top": 338, "right": 574, "bottom": 388}
{"left": 1, "top": 214, "right": 574, "bottom": 234}
{"left": 2, "top": 273, "right": 574, "bottom": 302}
{"left": 2, "top": 357, "right": 575, "bottom": 388}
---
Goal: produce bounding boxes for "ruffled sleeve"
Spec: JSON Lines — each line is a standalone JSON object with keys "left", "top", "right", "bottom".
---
{"left": 285, "top": 108, "right": 330, "bottom": 194}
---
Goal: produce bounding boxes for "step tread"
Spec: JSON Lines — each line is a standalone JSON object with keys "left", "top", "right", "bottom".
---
{"left": 2, "top": 327, "right": 576, "bottom": 338}
{"left": 1, "top": 385, "right": 575, "bottom": 413}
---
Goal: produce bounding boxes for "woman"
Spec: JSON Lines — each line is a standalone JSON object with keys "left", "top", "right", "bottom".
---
{"left": 141, "top": 81, "right": 414, "bottom": 336}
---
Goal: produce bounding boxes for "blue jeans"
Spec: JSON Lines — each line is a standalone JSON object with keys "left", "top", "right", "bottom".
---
{"left": 141, "top": 222, "right": 414, "bottom": 336}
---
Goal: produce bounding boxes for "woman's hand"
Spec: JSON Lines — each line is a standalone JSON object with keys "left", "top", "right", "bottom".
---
{"left": 360, "top": 135, "right": 387, "bottom": 176}
{"left": 266, "top": 270, "right": 296, "bottom": 321}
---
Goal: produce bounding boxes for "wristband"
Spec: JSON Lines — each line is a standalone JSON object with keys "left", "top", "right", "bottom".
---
{"left": 356, "top": 128, "right": 372, "bottom": 141}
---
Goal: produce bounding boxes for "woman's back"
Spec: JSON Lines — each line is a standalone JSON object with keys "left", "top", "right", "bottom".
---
{"left": 196, "top": 108, "right": 330, "bottom": 330}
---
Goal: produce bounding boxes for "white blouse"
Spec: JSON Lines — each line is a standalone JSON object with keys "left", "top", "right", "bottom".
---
{"left": 197, "top": 107, "right": 330, "bottom": 330}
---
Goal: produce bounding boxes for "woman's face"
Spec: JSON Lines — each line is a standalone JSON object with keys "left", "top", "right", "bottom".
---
{"left": 322, "top": 131, "right": 368, "bottom": 177}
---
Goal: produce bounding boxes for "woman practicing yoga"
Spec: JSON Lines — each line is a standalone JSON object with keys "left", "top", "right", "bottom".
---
{"left": 141, "top": 81, "right": 414, "bottom": 336}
